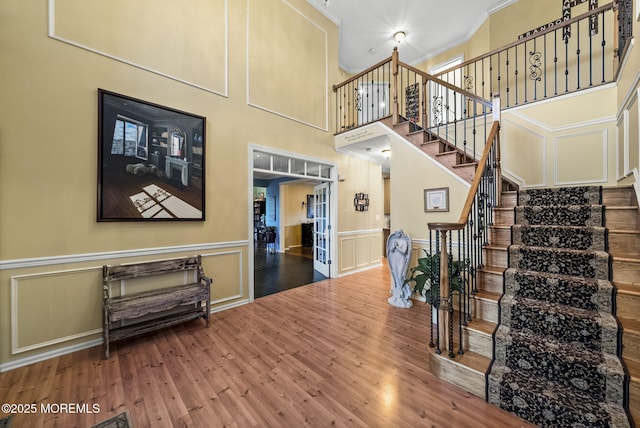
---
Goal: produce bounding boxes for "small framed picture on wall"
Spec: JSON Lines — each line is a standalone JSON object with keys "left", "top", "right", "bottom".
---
{"left": 424, "top": 187, "right": 449, "bottom": 212}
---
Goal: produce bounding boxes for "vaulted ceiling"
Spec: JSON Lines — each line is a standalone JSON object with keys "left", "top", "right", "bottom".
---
{"left": 306, "top": 0, "right": 517, "bottom": 73}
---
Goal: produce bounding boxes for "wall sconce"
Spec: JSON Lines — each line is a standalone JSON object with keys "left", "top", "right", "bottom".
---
{"left": 354, "top": 193, "right": 369, "bottom": 212}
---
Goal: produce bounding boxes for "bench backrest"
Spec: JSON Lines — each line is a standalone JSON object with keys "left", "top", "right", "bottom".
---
{"left": 103, "top": 255, "right": 203, "bottom": 282}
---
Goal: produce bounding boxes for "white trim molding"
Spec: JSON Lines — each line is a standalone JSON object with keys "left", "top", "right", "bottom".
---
{"left": 47, "top": 0, "right": 229, "bottom": 97}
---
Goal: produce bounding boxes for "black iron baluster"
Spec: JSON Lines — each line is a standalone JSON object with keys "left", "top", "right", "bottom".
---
{"left": 565, "top": 30, "right": 570, "bottom": 93}
{"left": 554, "top": 29, "right": 559, "bottom": 96}
{"left": 434, "top": 230, "right": 441, "bottom": 354}
{"left": 576, "top": 20, "right": 581, "bottom": 90}
{"left": 505, "top": 51, "right": 510, "bottom": 107}
{"left": 601, "top": 10, "right": 606, "bottom": 83}
{"left": 497, "top": 52, "right": 501, "bottom": 105}
{"left": 544, "top": 33, "right": 548, "bottom": 99}
{"left": 589, "top": 10, "right": 597, "bottom": 86}
{"left": 448, "top": 231, "right": 454, "bottom": 358}
{"left": 516, "top": 43, "right": 521, "bottom": 105}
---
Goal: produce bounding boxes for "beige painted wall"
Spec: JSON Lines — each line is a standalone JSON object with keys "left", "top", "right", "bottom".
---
{"left": 501, "top": 86, "right": 618, "bottom": 188}
{"left": 1, "top": 0, "right": 637, "bottom": 370}
{"left": 0, "top": 0, "right": 384, "bottom": 368}
{"left": 281, "top": 182, "right": 314, "bottom": 248}
{"left": 390, "top": 135, "right": 470, "bottom": 241}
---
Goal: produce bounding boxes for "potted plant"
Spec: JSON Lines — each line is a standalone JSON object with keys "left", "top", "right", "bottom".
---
{"left": 404, "top": 249, "right": 468, "bottom": 309}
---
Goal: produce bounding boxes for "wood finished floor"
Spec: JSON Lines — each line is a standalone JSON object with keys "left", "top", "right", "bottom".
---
{"left": 254, "top": 245, "right": 326, "bottom": 298}
{"left": 0, "top": 266, "right": 534, "bottom": 427}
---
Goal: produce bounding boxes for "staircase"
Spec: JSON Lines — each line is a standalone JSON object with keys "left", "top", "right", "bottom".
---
{"left": 487, "top": 186, "right": 630, "bottom": 426}
{"left": 383, "top": 117, "right": 518, "bottom": 190}
{"left": 384, "top": 117, "right": 639, "bottom": 425}
{"left": 441, "top": 185, "right": 638, "bottom": 426}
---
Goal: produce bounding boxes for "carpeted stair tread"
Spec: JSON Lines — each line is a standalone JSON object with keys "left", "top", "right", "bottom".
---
{"left": 499, "top": 295, "right": 620, "bottom": 353}
{"left": 504, "top": 268, "right": 613, "bottom": 312}
{"left": 487, "top": 185, "right": 631, "bottom": 426}
{"left": 509, "top": 245, "right": 610, "bottom": 279}
{"left": 494, "top": 326, "right": 626, "bottom": 404}
{"left": 514, "top": 205, "right": 604, "bottom": 226}
{"left": 511, "top": 224, "right": 606, "bottom": 251}
{"left": 518, "top": 185, "right": 602, "bottom": 206}
{"left": 487, "top": 364, "right": 629, "bottom": 427}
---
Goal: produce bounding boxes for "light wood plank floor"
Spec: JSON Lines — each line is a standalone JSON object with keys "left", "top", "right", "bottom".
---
{"left": 0, "top": 266, "right": 534, "bottom": 427}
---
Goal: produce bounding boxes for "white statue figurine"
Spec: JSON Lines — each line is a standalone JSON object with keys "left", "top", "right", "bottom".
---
{"left": 386, "top": 229, "right": 413, "bottom": 308}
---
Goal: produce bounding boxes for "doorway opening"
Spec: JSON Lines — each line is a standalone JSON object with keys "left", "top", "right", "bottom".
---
{"left": 250, "top": 147, "right": 336, "bottom": 300}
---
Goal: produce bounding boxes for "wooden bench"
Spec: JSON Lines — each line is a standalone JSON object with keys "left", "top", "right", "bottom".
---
{"left": 102, "top": 255, "right": 211, "bottom": 359}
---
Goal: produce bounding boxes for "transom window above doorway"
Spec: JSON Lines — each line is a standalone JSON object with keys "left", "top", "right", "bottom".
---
{"left": 253, "top": 151, "right": 332, "bottom": 180}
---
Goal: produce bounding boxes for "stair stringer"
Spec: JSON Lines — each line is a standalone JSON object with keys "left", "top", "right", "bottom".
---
{"left": 334, "top": 121, "right": 472, "bottom": 189}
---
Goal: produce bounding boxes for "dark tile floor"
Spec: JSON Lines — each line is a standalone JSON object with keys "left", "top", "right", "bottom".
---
{"left": 254, "top": 245, "right": 327, "bottom": 298}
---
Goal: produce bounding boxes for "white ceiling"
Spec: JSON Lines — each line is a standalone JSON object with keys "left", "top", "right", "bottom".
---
{"left": 304, "top": 0, "right": 516, "bottom": 175}
{"left": 306, "top": 0, "right": 516, "bottom": 73}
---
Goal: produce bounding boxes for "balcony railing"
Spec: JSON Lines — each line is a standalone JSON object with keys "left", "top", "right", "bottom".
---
{"left": 434, "top": 3, "right": 621, "bottom": 109}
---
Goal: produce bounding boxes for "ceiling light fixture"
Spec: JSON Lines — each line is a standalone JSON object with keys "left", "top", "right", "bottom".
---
{"left": 393, "top": 31, "right": 406, "bottom": 44}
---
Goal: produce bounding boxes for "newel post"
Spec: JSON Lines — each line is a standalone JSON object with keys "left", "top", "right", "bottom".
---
{"left": 391, "top": 47, "right": 399, "bottom": 126}
{"left": 438, "top": 231, "right": 452, "bottom": 357}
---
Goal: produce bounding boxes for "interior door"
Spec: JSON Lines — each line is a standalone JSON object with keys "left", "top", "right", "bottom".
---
{"left": 313, "top": 182, "right": 331, "bottom": 277}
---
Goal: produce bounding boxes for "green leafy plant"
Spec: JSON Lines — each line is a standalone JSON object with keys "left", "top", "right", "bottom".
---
{"left": 404, "top": 249, "right": 468, "bottom": 309}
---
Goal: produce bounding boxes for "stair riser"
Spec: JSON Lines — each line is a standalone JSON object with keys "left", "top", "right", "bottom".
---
{"left": 429, "top": 353, "right": 485, "bottom": 398}
{"left": 616, "top": 291, "right": 640, "bottom": 320}
{"left": 489, "top": 227, "right": 511, "bottom": 246}
{"left": 452, "top": 164, "right": 476, "bottom": 182}
{"left": 420, "top": 143, "right": 444, "bottom": 157}
{"left": 463, "top": 328, "right": 493, "bottom": 358}
{"left": 472, "top": 297, "right": 499, "bottom": 324}
{"left": 494, "top": 209, "right": 514, "bottom": 226}
{"left": 483, "top": 248, "right": 508, "bottom": 268}
{"left": 608, "top": 231, "right": 640, "bottom": 258}
{"left": 393, "top": 122, "right": 411, "bottom": 136}
{"left": 612, "top": 259, "right": 640, "bottom": 283}
{"left": 436, "top": 152, "right": 458, "bottom": 168}
{"left": 478, "top": 270, "right": 504, "bottom": 295}
{"left": 630, "top": 379, "right": 640, "bottom": 426}
{"left": 605, "top": 208, "right": 639, "bottom": 230}
{"left": 622, "top": 330, "right": 640, "bottom": 363}
{"left": 602, "top": 187, "right": 637, "bottom": 206}
{"left": 501, "top": 192, "right": 517, "bottom": 208}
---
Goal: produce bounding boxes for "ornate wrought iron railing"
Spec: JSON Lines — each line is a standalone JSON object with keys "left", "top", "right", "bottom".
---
{"left": 334, "top": 49, "right": 495, "bottom": 165}
{"left": 331, "top": 0, "right": 630, "bottom": 359}
{"left": 426, "top": 122, "right": 501, "bottom": 357}
{"left": 434, "top": 3, "right": 624, "bottom": 109}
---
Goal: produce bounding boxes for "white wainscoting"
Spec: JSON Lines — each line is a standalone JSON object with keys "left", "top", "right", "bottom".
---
{"left": 2, "top": 242, "right": 248, "bottom": 372}
{"left": 337, "top": 229, "right": 383, "bottom": 276}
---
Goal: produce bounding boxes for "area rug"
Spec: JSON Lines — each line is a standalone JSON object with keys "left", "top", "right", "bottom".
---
{"left": 0, "top": 416, "right": 13, "bottom": 428}
{"left": 92, "top": 411, "right": 132, "bottom": 428}
{"left": 486, "top": 186, "right": 631, "bottom": 427}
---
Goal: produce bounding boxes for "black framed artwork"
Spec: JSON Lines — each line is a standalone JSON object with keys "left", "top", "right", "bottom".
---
{"left": 97, "top": 89, "right": 206, "bottom": 221}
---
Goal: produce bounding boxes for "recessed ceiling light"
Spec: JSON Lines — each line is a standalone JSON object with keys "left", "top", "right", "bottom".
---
{"left": 369, "top": 48, "right": 376, "bottom": 54}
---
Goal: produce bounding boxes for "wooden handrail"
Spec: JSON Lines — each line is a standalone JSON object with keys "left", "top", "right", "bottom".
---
{"left": 396, "top": 60, "right": 492, "bottom": 109}
{"left": 428, "top": 120, "right": 501, "bottom": 232}
{"left": 331, "top": 56, "right": 395, "bottom": 91}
